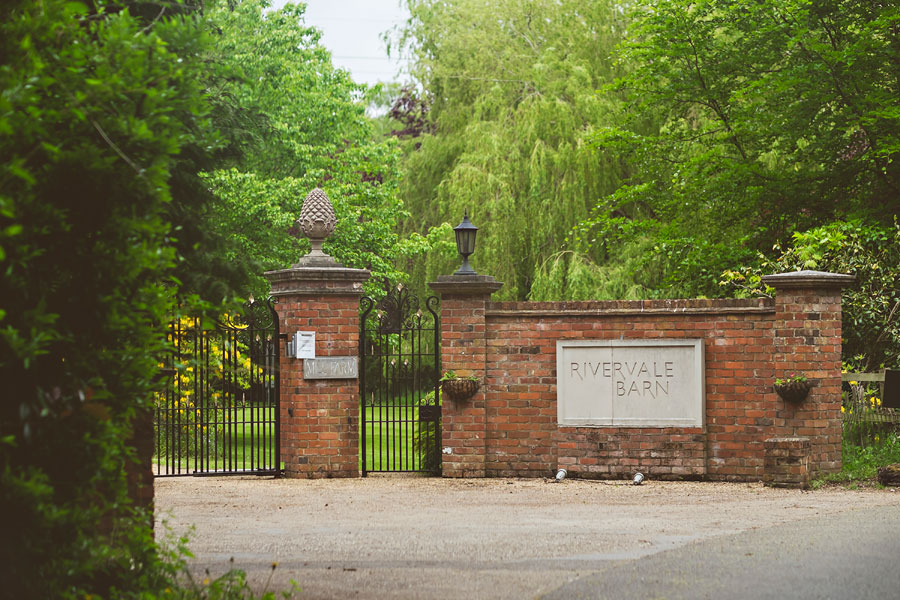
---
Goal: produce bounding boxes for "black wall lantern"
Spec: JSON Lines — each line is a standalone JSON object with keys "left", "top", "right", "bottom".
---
{"left": 453, "top": 210, "right": 478, "bottom": 275}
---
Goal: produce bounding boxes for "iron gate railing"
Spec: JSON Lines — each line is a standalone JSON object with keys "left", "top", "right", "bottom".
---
{"left": 360, "top": 285, "right": 441, "bottom": 475}
{"left": 154, "top": 299, "right": 280, "bottom": 477}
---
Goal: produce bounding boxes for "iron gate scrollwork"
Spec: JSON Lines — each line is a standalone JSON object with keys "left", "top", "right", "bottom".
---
{"left": 360, "top": 284, "right": 441, "bottom": 475}
{"left": 154, "top": 299, "right": 280, "bottom": 477}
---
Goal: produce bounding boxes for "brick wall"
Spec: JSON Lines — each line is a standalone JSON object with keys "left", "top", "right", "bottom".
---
{"left": 260, "top": 265, "right": 848, "bottom": 484}
{"left": 484, "top": 299, "right": 775, "bottom": 480}
{"left": 431, "top": 271, "right": 853, "bottom": 485}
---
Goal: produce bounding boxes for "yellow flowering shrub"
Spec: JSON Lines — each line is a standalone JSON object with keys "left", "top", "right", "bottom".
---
{"left": 154, "top": 314, "right": 270, "bottom": 460}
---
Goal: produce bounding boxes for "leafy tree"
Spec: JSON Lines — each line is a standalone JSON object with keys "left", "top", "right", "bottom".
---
{"left": 201, "top": 0, "right": 448, "bottom": 296}
{"left": 723, "top": 220, "right": 900, "bottom": 372}
{"left": 392, "top": 0, "right": 631, "bottom": 299}
{"left": 385, "top": 85, "right": 434, "bottom": 142}
{"left": 577, "top": 0, "right": 900, "bottom": 298}
{"left": 0, "top": 0, "right": 225, "bottom": 595}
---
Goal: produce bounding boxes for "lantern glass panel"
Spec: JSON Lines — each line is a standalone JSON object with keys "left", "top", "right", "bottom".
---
{"left": 456, "top": 229, "right": 476, "bottom": 255}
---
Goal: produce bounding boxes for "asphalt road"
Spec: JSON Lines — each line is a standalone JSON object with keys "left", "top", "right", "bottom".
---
{"left": 541, "top": 504, "right": 900, "bottom": 599}
{"left": 155, "top": 477, "right": 900, "bottom": 599}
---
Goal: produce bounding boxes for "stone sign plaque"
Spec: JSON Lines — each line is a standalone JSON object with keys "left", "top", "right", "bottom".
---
{"left": 556, "top": 339, "right": 704, "bottom": 427}
{"left": 303, "top": 357, "right": 359, "bottom": 379}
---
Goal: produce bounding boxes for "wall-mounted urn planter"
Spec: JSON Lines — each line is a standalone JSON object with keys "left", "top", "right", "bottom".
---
{"left": 775, "top": 379, "right": 813, "bottom": 403}
{"left": 442, "top": 378, "right": 480, "bottom": 401}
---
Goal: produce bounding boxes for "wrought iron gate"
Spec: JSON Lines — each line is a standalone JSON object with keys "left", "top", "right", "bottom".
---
{"left": 154, "top": 300, "right": 280, "bottom": 477}
{"left": 360, "top": 285, "right": 441, "bottom": 475}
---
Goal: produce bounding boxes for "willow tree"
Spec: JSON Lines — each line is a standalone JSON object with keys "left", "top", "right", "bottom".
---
{"left": 393, "top": 0, "right": 631, "bottom": 299}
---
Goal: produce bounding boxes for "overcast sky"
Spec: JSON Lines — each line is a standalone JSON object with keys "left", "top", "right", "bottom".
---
{"left": 274, "top": 0, "right": 412, "bottom": 86}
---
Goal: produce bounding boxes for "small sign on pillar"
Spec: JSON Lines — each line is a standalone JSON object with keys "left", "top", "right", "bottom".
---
{"left": 288, "top": 331, "right": 315, "bottom": 359}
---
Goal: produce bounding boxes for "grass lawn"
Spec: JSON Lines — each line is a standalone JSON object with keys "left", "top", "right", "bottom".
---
{"left": 360, "top": 403, "right": 439, "bottom": 473}
{"left": 154, "top": 406, "right": 279, "bottom": 475}
{"left": 155, "top": 403, "right": 441, "bottom": 475}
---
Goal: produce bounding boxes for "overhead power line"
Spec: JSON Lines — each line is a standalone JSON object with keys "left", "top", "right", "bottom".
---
{"left": 308, "top": 16, "right": 400, "bottom": 23}
{"left": 333, "top": 55, "right": 412, "bottom": 61}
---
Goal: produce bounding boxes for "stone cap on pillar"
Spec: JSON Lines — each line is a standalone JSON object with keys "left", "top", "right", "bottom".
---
{"left": 265, "top": 265, "right": 370, "bottom": 298}
{"left": 266, "top": 187, "right": 372, "bottom": 297}
{"left": 761, "top": 270, "right": 855, "bottom": 290}
{"left": 428, "top": 274, "right": 504, "bottom": 297}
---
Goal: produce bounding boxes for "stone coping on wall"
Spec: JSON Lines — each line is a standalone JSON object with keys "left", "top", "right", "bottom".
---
{"left": 760, "top": 270, "right": 855, "bottom": 289}
{"left": 486, "top": 297, "right": 774, "bottom": 317}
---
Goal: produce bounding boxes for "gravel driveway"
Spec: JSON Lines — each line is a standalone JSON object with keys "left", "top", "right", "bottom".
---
{"left": 154, "top": 476, "right": 900, "bottom": 599}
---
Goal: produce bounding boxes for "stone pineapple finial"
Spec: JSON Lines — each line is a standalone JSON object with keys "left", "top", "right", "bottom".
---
{"left": 294, "top": 187, "right": 340, "bottom": 267}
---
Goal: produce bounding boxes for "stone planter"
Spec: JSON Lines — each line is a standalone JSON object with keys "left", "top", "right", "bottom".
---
{"left": 441, "top": 378, "right": 480, "bottom": 401}
{"left": 774, "top": 379, "right": 812, "bottom": 403}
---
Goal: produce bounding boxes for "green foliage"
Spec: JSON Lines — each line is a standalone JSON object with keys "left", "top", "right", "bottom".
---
{"left": 118, "top": 528, "right": 299, "bottom": 599}
{"left": 842, "top": 437, "right": 900, "bottom": 481}
{"left": 813, "top": 434, "right": 900, "bottom": 489}
{"left": 842, "top": 381, "right": 889, "bottom": 448}
{"left": 577, "top": 0, "right": 900, "bottom": 298}
{"left": 394, "top": 0, "right": 631, "bottom": 299}
{"left": 205, "top": 0, "right": 369, "bottom": 178}
{"left": 814, "top": 385, "right": 898, "bottom": 489}
{"left": 413, "top": 389, "right": 441, "bottom": 473}
{"left": 529, "top": 241, "right": 669, "bottom": 301}
{"left": 721, "top": 220, "right": 900, "bottom": 370}
{"left": 0, "top": 0, "right": 217, "bottom": 595}
{"left": 1, "top": 0, "right": 451, "bottom": 592}
{"left": 440, "top": 370, "right": 477, "bottom": 382}
{"left": 396, "top": 0, "right": 899, "bottom": 303}
{"left": 775, "top": 373, "right": 808, "bottom": 386}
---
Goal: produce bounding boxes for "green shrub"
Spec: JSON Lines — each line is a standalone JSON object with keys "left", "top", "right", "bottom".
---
{"left": 413, "top": 390, "right": 442, "bottom": 473}
{"left": 0, "top": 1, "right": 240, "bottom": 595}
{"left": 813, "top": 432, "right": 900, "bottom": 489}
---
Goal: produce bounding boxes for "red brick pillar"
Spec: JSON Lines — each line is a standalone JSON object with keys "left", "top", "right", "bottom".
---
{"left": 266, "top": 265, "right": 370, "bottom": 478}
{"left": 761, "top": 270, "right": 854, "bottom": 481}
{"left": 429, "top": 274, "right": 503, "bottom": 477}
